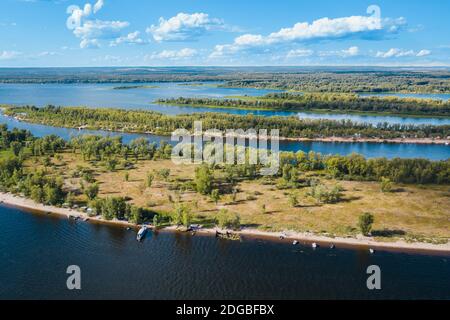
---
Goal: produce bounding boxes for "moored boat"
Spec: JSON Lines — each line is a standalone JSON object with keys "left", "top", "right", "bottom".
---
{"left": 137, "top": 226, "right": 148, "bottom": 241}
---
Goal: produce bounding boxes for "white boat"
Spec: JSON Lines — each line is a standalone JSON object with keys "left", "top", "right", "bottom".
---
{"left": 137, "top": 226, "right": 148, "bottom": 241}
{"left": 312, "top": 242, "right": 318, "bottom": 249}
{"left": 369, "top": 248, "right": 375, "bottom": 254}
{"left": 293, "top": 240, "right": 299, "bottom": 245}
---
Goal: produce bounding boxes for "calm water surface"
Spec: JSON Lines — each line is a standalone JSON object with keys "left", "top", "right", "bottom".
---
{"left": 0, "top": 83, "right": 449, "bottom": 126}
{"left": 1, "top": 113, "right": 449, "bottom": 160}
{"left": 0, "top": 205, "right": 449, "bottom": 300}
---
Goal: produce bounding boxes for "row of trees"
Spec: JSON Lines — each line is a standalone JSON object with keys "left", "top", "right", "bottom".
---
{"left": 6, "top": 105, "right": 450, "bottom": 139}
{"left": 278, "top": 151, "right": 450, "bottom": 184}
{"left": 219, "top": 70, "right": 450, "bottom": 93}
{"left": 158, "top": 92, "right": 450, "bottom": 116}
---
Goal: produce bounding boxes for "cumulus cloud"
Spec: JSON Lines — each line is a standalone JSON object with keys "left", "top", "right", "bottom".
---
{"left": 66, "top": 1, "right": 130, "bottom": 48}
{"left": 376, "top": 48, "right": 431, "bottom": 58}
{"left": 211, "top": 6, "right": 405, "bottom": 58}
{"left": 147, "top": 48, "right": 198, "bottom": 60}
{"left": 147, "top": 12, "right": 224, "bottom": 42}
{"left": 319, "top": 46, "right": 360, "bottom": 58}
{"left": 416, "top": 49, "right": 431, "bottom": 57}
{"left": 110, "top": 31, "right": 146, "bottom": 46}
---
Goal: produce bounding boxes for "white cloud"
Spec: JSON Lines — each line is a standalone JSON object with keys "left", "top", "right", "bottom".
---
{"left": 319, "top": 46, "right": 360, "bottom": 58}
{"left": 147, "top": 48, "right": 198, "bottom": 60}
{"left": 80, "top": 38, "right": 100, "bottom": 49}
{"left": 376, "top": 48, "right": 431, "bottom": 58}
{"left": 110, "top": 31, "right": 146, "bottom": 46}
{"left": 0, "top": 51, "right": 22, "bottom": 60}
{"left": 286, "top": 49, "right": 314, "bottom": 58}
{"left": 66, "top": 1, "right": 130, "bottom": 48}
{"left": 37, "top": 51, "right": 61, "bottom": 57}
{"left": 211, "top": 6, "right": 405, "bottom": 58}
{"left": 416, "top": 49, "right": 431, "bottom": 57}
{"left": 147, "top": 12, "right": 224, "bottom": 42}
{"left": 73, "top": 19, "right": 129, "bottom": 45}
{"left": 93, "top": 0, "right": 103, "bottom": 13}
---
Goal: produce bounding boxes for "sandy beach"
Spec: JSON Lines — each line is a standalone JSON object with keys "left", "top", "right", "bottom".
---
{"left": 1, "top": 191, "right": 449, "bottom": 254}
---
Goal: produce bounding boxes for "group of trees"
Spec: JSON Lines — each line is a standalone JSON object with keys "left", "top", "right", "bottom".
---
{"left": 219, "top": 70, "right": 450, "bottom": 94}
{"left": 69, "top": 135, "right": 172, "bottom": 168}
{"left": 278, "top": 151, "right": 450, "bottom": 185}
{"left": 88, "top": 197, "right": 145, "bottom": 224}
{"left": 6, "top": 105, "right": 449, "bottom": 140}
{"left": 158, "top": 92, "right": 450, "bottom": 116}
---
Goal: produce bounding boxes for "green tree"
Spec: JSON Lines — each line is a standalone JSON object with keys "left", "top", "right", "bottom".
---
{"left": 288, "top": 193, "right": 299, "bottom": 207}
{"left": 129, "top": 206, "right": 143, "bottom": 224}
{"left": 153, "top": 214, "right": 159, "bottom": 227}
{"left": 181, "top": 207, "right": 192, "bottom": 227}
{"left": 84, "top": 182, "right": 99, "bottom": 200}
{"left": 194, "top": 165, "right": 213, "bottom": 195}
{"left": 358, "top": 212, "right": 375, "bottom": 236}
{"left": 215, "top": 209, "right": 241, "bottom": 230}
{"left": 210, "top": 189, "right": 220, "bottom": 204}
{"left": 380, "top": 177, "right": 393, "bottom": 193}
{"left": 30, "top": 185, "right": 44, "bottom": 203}
{"left": 10, "top": 141, "right": 22, "bottom": 156}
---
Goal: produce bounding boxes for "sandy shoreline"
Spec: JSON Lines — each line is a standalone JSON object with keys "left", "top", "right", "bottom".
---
{"left": 1, "top": 192, "right": 449, "bottom": 254}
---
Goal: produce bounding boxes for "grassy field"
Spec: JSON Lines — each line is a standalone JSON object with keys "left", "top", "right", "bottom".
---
{"left": 25, "top": 151, "right": 450, "bottom": 244}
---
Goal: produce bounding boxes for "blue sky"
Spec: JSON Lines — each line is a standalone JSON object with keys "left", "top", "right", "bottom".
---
{"left": 0, "top": 0, "right": 449, "bottom": 67}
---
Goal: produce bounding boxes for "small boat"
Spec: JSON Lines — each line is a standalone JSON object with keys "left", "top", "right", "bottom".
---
{"left": 137, "top": 226, "right": 148, "bottom": 241}
{"left": 279, "top": 233, "right": 287, "bottom": 240}
{"left": 293, "top": 240, "right": 299, "bottom": 245}
{"left": 369, "top": 248, "right": 375, "bottom": 254}
{"left": 330, "top": 243, "right": 336, "bottom": 249}
{"left": 126, "top": 227, "right": 132, "bottom": 231}
{"left": 312, "top": 242, "right": 318, "bottom": 249}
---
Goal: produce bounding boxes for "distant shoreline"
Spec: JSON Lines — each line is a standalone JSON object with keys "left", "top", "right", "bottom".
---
{"left": 156, "top": 100, "right": 450, "bottom": 119}
{"left": 4, "top": 111, "right": 450, "bottom": 146}
{"left": 1, "top": 192, "right": 449, "bottom": 255}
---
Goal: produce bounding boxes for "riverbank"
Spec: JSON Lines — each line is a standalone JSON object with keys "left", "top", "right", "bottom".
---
{"left": 2, "top": 192, "right": 449, "bottom": 254}
{"left": 158, "top": 100, "right": 450, "bottom": 119}
{"left": 5, "top": 111, "right": 450, "bottom": 146}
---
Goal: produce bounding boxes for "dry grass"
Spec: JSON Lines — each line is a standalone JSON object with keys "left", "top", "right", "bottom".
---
{"left": 26, "top": 152, "right": 450, "bottom": 242}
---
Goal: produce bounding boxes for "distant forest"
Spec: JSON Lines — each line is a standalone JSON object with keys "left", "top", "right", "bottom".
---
{"left": 0, "top": 67, "right": 449, "bottom": 94}
{"left": 158, "top": 92, "right": 450, "bottom": 117}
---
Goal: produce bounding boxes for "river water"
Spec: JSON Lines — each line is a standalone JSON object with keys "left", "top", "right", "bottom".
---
{"left": 0, "top": 82, "right": 449, "bottom": 300}
{"left": 0, "top": 82, "right": 449, "bottom": 126}
{"left": 0, "top": 205, "right": 448, "bottom": 300}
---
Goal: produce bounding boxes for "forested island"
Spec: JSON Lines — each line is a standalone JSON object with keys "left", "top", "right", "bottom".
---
{"left": 3, "top": 105, "right": 450, "bottom": 141}
{"left": 0, "top": 67, "right": 449, "bottom": 94}
{"left": 157, "top": 92, "right": 450, "bottom": 117}
{"left": 0, "top": 124, "right": 449, "bottom": 245}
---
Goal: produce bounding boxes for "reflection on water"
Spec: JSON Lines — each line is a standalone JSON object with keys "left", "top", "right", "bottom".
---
{"left": 0, "top": 82, "right": 449, "bottom": 126}
{"left": 1, "top": 113, "right": 449, "bottom": 160}
{"left": 0, "top": 205, "right": 449, "bottom": 299}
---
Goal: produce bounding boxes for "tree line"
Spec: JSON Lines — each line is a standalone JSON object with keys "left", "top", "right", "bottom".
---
{"left": 157, "top": 92, "right": 450, "bottom": 116}
{"left": 5, "top": 105, "right": 450, "bottom": 140}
